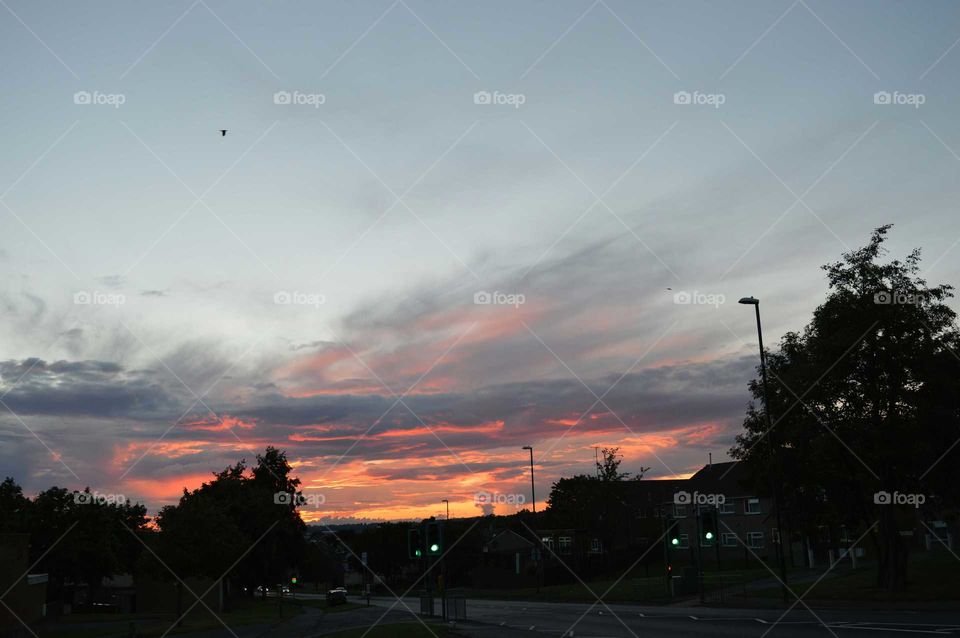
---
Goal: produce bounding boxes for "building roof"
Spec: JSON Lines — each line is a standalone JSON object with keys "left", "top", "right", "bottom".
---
{"left": 688, "top": 461, "right": 756, "bottom": 498}
{"left": 482, "top": 529, "right": 533, "bottom": 554}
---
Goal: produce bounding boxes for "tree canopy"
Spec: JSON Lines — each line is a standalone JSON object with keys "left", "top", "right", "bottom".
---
{"left": 731, "top": 225, "right": 960, "bottom": 591}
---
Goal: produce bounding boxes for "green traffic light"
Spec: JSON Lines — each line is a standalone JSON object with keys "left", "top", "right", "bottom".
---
{"left": 430, "top": 543, "right": 440, "bottom": 553}
{"left": 670, "top": 538, "right": 679, "bottom": 546}
{"left": 705, "top": 532, "right": 714, "bottom": 540}
{"left": 415, "top": 549, "right": 422, "bottom": 557}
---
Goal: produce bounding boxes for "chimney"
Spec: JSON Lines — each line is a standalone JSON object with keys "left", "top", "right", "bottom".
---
{"left": 708, "top": 452, "right": 712, "bottom": 468}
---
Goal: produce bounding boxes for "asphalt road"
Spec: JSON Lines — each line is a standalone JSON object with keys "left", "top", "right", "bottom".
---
{"left": 358, "top": 595, "right": 960, "bottom": 637}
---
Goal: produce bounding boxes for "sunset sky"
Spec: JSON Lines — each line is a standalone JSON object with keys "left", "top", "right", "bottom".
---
{"left": 2, "top": 0, "right": 960, "bottom": 522}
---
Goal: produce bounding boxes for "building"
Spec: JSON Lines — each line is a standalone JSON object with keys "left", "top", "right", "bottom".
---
{"left": 660, "top": 461, "right": 784, "bottom": 568}
{"left": 0, "top": 534, "right": 48, "bottom": 636}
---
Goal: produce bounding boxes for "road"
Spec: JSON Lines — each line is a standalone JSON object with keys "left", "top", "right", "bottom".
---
{"left": 358, "top": 595, "right": 960, "bottom": 637}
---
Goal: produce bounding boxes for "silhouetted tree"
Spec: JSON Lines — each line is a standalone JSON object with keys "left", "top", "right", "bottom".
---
{"left": 150, "top": 447, "right": 307, "bottom": 613}
{"left": 732, "top": 225, "right": 960, "bottom": 592}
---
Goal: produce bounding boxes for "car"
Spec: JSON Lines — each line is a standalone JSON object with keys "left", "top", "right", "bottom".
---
{"left": 326, "top": 588, "right": 348, "bottom": 606}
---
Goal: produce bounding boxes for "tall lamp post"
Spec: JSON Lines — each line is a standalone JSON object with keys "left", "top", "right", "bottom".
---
{"left": 739, "top": 296, "right": 789, "bottom": 603}
{"left": 442, "top": 499, "right": 449, "bottom": 520}
{"left": 522, "top": 445, "right": 541, "bottom": 593}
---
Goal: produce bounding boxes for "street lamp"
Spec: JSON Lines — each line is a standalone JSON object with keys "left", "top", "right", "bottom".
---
{"left": 442, "top": 499, "right": 449, "bottom": 520}
{"left": 521, "top": 446, "right": 536, "bottom": 513}
{"left": 522, "top": 445, "right": 541, "bottom": 593}
{"left": 739, "top": 296, "right": 789, "bottom": 603}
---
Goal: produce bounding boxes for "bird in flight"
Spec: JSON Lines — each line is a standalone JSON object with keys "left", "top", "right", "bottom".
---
{"left": 220, "top": 129, "right": 227, "bottom": 136}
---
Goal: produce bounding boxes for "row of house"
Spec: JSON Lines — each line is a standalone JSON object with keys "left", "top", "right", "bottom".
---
{"left": 479, "top": 461, "right": 955, "bottom": 584}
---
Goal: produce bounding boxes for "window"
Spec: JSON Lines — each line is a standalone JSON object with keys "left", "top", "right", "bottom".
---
{"left": 558, "top": 536, "right": 572, "bottom": 554}
{"left": 721, "top": 533, "right": 738, "bottom": 547}
{"left": 673, "top": 504, "right": 687, "bottom": 518}
{"left": 590, "top": 538, "right": 601, "bottom": 552}
{"left": 747, "top": 532, "right": 764, "bottom": 548}
{"left": 745, "top": 498, "right": 761, "bottom": 514}
{"left": 719, "top": 501, "right": 735, "bottom": 515}
{"left": 677, "top": 534, "right": 689, "bottom": 549}
{"left": 771, "top": 528, "right": 780, "bottom": 544}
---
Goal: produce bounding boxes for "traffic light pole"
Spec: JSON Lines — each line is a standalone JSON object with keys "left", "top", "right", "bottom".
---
{"left": 662, "top": 517, "right": 671, "bottom": 597}
{"left": 695, "top": 504, "right": 704, "bottom": 604}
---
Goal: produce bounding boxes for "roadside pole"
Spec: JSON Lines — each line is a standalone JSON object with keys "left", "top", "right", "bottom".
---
{"left": 695, "top": 504, "right": 704, "bottom": 604}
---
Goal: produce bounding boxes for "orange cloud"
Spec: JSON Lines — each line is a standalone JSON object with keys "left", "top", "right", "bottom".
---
{"left": 181, "top": 414, "right": 256, "bottom": 432}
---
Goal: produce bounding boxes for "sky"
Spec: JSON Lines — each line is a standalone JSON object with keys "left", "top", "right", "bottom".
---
{"left": 1, "top": 0, "right": 959, "bottom": 523}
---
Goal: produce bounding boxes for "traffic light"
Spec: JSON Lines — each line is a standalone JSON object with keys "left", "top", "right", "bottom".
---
{"left": 408, "top": 527, "right": 423, "bottom": 559}
{"left": 291, "top": 577, "right": 297, "bottom": 585}
{"left": 700, "top": 509, "right": 718, "bottom": 544}
{"left": 425, "top": 520, "right": 443, "bottom": 555}
{"left": 666, "top": 520, "right": 681, "bottom": 549}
